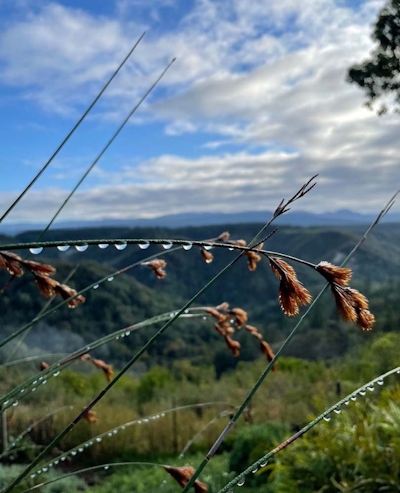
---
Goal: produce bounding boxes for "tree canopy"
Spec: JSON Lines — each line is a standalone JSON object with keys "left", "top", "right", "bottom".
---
{"left": 348, "top": 0, "right": 400, "bottom": 114}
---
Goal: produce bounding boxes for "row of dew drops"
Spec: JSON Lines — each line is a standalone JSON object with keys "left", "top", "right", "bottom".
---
{"left": 29, "top": 412, "right": 168, "bottom": 479}
{"left": 225, "top": 369, "right": 400, "bottom": 492}
{"left": 28, "top": 240, "right": 216, "bottom": 256}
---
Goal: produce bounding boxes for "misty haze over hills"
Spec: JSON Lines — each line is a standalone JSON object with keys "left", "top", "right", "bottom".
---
{"left": 2, "top": 209, "right": 400, "bottom": 235}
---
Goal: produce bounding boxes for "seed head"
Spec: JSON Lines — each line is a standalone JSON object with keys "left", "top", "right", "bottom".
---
{"left": 200, "top": 249, "right": 213, "bottom": 264}
{"left": 330, "top": 283, "right": 374, "bottom": 330}
{"left": 40, "top": 361, "right": 49, "bottom": 371}
{"left": 215, "top": 302, "right": 230, "bottom": 311}
{"left": 316, "top": 261, "right": 352, "bottom": 286}
{"left": 22, "top": 260, "right": 56, "bottom": 276}
{"left": 91, "top": 358, "right": 114, "bottom": 382}
{"left": 246, "top": 251, "right": 261, "bottom": 271}
{"left": 270, "top": 257, "right": 312, "bottom": 316}
{"left": 245, "top": 324, "right": 263, "bottom": 340}
{"left": 260, "top": 340, "right": 276, "bottom": 371}
{"left": 144, "top": 259, "right": 167, "bottom": 279}
{"left": 163, "top": 465, "right": 208, "bottom": 492}
{"left": 83, "top": 409, "right": 99, "bottom": 424}
{"left": 205, "top": 307, "right": 227, "bottom": 322}
{"left": 0, "top": 251, "right": 24, "bottom": 277}
{"left": 230, "top": 308, "right": 248, "bottom": 328}
{"left": 224, "top": 336, "right": 241, "bottom": 357}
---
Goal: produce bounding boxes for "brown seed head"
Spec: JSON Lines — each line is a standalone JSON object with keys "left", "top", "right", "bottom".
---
{"left": 144, "top": 259, "right": 167, "bottom": 279}
{"left": 245, "top": 324, "right": 263, "bottom": 340}
{"left": 215, "top": 231, "right": 230, "bottom": 242}
{"left": 270, "top": 257, "right": 312, "bottom": 316}
{"left": 163, "top": 465, "right": 194, "bottom": 488}
{"left": 356, "top": 309, "right": 375, "bottom": 331}
{"left": 260, "top": 341, "right": 276, "bottom": 371}
{"left": 246, "top": 251, "right": 261, "bottom": 271}
{"left": 331, "top": 283, "right": 374, "bottom": 330}
{"left": 230, "top": 308, "right": 248, "bottom": 328}
{"left": 229, "top": 239, "right": 247, "bottom": 248}
{"left": 316, "top": 261, "right": 352, "bottom": 286}
{"left": 224, "top": 336, "right": 241, "bottom": 357}
{"left": 92, "top": 358, "right": 114, "bottom": 382}
{"left": 40, "top": 361, "right": 49, "bottom": 371}
{"left": 55, "top": 284, "right": 86, "bottom": 308}
{"left": 0, "top": 251, "right": 24, "bottom": 277}
{"left": 205, "top": 307, "right": 227, "bottom": 322}
{"left": 83, "top": 409, "right": 99, "bottom": 424}
{"left": 215, "top": 302, "right": 230, "bottom": 312}
{"left": 22, "top": 260, "right": 56, "bottom": 277}
{"left": 200, "top": 249, "right": 213, "bottom": 264}
{"left": 35, "top": 275, "right": 59, "bottom": 298}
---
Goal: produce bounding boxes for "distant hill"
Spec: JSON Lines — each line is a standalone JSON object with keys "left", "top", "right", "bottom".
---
{"left": 1, "top": 222, "right": 400, "bottom": 369}
{"left": 2, "top": 208, "right": 400, "bottom": 234}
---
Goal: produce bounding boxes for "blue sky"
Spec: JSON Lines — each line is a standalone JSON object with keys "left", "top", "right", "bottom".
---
{"left": 0, "top": 0, "right": 398, "bottom": 225}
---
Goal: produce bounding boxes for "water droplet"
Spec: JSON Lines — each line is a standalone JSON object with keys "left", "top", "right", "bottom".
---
{"left": 121, "top": 425, "right": 126, "bottom": 430}
{"left": 237, "top": 477, "right": 246, "bottom": 486}
{"left": 204, "top": 245, "right": 213, "bottom": 251}
{"left": 48, "top": 463, "right": 53, "bottom": 468}
{"left": 78, "top": 448, "right": 84, "bottom": 452}
{"left": 377, "top": 379, "right": 384, "bottom": 386}
{"left": 20, "top": 389, "right": 24, "bottom": 393}
{"left": 182, "top": 243, "right": 193, "bottom": 250}
{"left": 334, "top": 407, "right": 342, "bottom": 414}
{"left": 228, "top": 247, "right": 234, "bottom": 251}
{"left": 93, "top": 284, "right": 99, "bottom": 290}
{"left": 61, "top": 456, "right": 66, "bottom": 461}
{"left": 33, "top": 380, "right": 38, "bottom": 385}
{"left": 143, "top": 419, "right": 149, "bottom": 423}
{"left": 42, "top": 467, "right": 48, "bottom": 472}
{"left": 137, "top": 420, "right": 142, "bottom": 424}
{"left": 31, "top": 387, "right": 36, "bottom": 392}
{"left": 13, "top": 401, "right": 18, "bottom": 407}
{"left": 37, "top": 469, "right": 42, "bottom": 474}
{"left": 125, "top": 331, "right": 130, "bottom": 336}
{"left": 107, "top": 276, "right": 114, "bottom": 282}
{"left": 161, "top": 242, "right": 173, "bottom": 249}
{"left": 75, "top": 245, "right": 88, "bottom": 252}
{"left": 104, "top": 465, "right": 109, "bottom": 470}
{"left": 351, "top": 396, "right": 357, "bottom": 401}
{"left": 53, "top": 371, "right": 60, "bottom": 377}
{"left": 202, "top": 316, "right": 207, "bottom": 320}
{"left": 71, "top": 451, "right": 77, "bottom": 456}
{"left": 30, "top": 474, "right": 36, "bottom": 479}
{"left": 54, "top": 460, "right": 59, "bottom": 465}
{"left": 98, "top": 244, "right": 109, "bottom": 249}
{"left": 57, "top": 245, "right": 70, "bottom": 251}
{"left": 115, "top": 335, "right": 120, "bottom": 340}
{"left": 138, "top": 242, "right": 150, "bottom": 249}
{"left": 160, "top": 413, "right": 166, "bottom": 417}
{"left": 115, "top": 243, "right": 127, "bottom": 250}
{"left": 41, "top": 380, "right": 47, "bottom": 385}
{"left": 323, "top": 416, "right": 331, "bottom": 422}
{"left": 108, "top": 432, "right": 113, "bottom": 437}
{"left": 29, "top": 247, "right": 43, "bottom": 255}
{"left": 184, "top": 309, "right": 189, "bottom": 313}
{"left": 3, "top": 400, "right": 9, "bottom": 405}
{"left": 396, "top": 369, "right": 400, "bottom": 374}
{"left": 39, "top": 376, "right": 43, "bottom": 380}
{"left": 113, "top": 430, "right": 118, "bottom": 435}
{"left": 359, "top": 390, "right": 366, "bottom": 396}
{"left": 96, "top": 437, "right": 102, "bottom": 442}
{"left": 251, "top": 465, "right": 258, "bottom": 474}
{"left": 344, "top": 400, "right": 350, "bottom": 405}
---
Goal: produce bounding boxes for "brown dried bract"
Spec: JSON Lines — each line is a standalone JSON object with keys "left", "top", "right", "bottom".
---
{"left": 230, "top": 308, "right": 248, "bottom": 328}
{"left": 200, "top": 249, "right": 213, "bottom": 264}
{"left": 40, "top": 361, "right": 49, "bottom": 371}
{"left": 331, "top": 284, "right": 374, "bottom": 331}
{"left": 270, "top": 257, "right": 312, "bottom": 316}
{"left": 205, "top": 307, "right": 227, "bottom": 323}
{"left": 35, "top": 275, "right": 59, "bottom": 298}
{"left": 246, "top": 251, "right": 261, "bottom": 271}
{"left": 215, "top": 231, "right": 230, "bottom": 242}
{"left": 316, "top": 261, "right": 352, "bottom": 286}
{"left": 55, "top": 284, "right": 86, "bottom": 308}
{"left": 260, "top": 340, "right": 276, "bottom": 371}
{"left": 215, "top": 301, "right": 230, "bottom": 311}
{"left": 91, "top": 358, "right": 114, "bottom": 382}
{"left": 0, "top": 251, "right": 24, "bottom": 277}
{"left": 83, "top": 409, "right": 99, "bottom": 424}
{"left": 163, "top": 465, "right": 207, "bottom": 492}
{"left": 224, "top": 336, "right": 241, "bottom": 357}
{"left": 245, "top": 324, "right": 263, "bottom": 340}
{"left": 22, "top": 260, "right": 56, "bottom": 276}
{"left": 144, "top": 259, "right": 167, "bottom": 279}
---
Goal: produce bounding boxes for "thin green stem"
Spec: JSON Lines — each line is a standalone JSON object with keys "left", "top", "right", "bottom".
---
{"left": 21, "top": 462, "right": 162, "bottom": 493}
{"left": 181, "top": 192, "right": 397, "bottom": 492}
{"left": 0, "top": 34, "right": 145, "bottom": 224}
{"left": 218, "top": 366, "right": 400, "bottom": 493}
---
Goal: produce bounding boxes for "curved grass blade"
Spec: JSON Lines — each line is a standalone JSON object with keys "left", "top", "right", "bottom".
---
{"left": 218, "top": 366, "right": 400, "bottom": 493}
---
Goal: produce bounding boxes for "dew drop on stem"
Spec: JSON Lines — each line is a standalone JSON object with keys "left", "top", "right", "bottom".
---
{"left": 323, "top": 416, "right": 331, "bottom": 422}
{"left": 107, "top": 276, "right": 114, "bottom": 282}
{"left": 260, "top": 459, "right": 269, "bottom": 467}
{"left": 237, "top": 477, "right": 245, "bottom": 486}
{"left": 161, "top": 241, "right": 173, "bottom": 249}
{"left": 115, "top": 243, "right": 127, "bottom": 250}
{"left": 359, "top": 390, "right": 366, "bottom": 396}
{"left": 367, "top": 385, "right": 374, "bottom": 391}
{"left": 204, "top": 245, "right": 213, "bottom": 250}
{"left": 138, "top": 241, "right": 150, "bottom": 249}
{"left": 334, "top": 407, "right": 342, "bottom": 414}
{"left": 98, "top": 244, "right": 109, "bottom": 249}
{"left": 182, "top": 243, "right": 193, "bottom": 250}
{"left": 57, "top": 245, "right": 70, "bottom": 251}
{"left": 29, "top": 247, "right": 43, "bottom": 255}
{"left": 93, "top": 284, "right": 99, "bottom": 290}
{"left": 75, "top": 245, "right": 88, "bottom": 252}
{"left": 377, "top": 379, "right": 384, "bottom": 385}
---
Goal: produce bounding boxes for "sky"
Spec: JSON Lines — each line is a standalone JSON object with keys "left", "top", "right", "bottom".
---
{"left": 0, "top": 0, "right": 398, "bottom": 225}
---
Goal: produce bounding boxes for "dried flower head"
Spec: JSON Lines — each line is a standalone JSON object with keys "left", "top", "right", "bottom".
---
{"left": 91, "top": 358, "right": 114, "bottom": 382}
{"left": 83, "top": 409, "right": 99, "bottom": 424}
{"left": 55, "top": 284, "right": 86, "bottom": 308}
{"left": 230, "top": 308, "right": 248, "bottom": 328}
{"left": 22, "top": 260, "right": 56, "bottom": 277}
{"left": 205, "top": 307, "right": 227, "bottom": 323}
{"left": 214, "top": 322, "right": 233, "bottom": 337}
{"left": 0, "top": 251, "right": 24, "bottom": 277}
{"left": 246, "top": 251, "right": 261, "bottom": 271}
{"left": 229, "top": 239, "right": 247, "bottom": 247}
{"left": 144, "top": 259, "right": 167, "bottom": 279}
{"left": 200, "top": 249, "right": 213, "bottom": 264}
{"left": 35, "top": 275, "right": 59, "bottom": 298}
{"left": 215, "top": 302, "right": 230, "bottom": 311}
{"left": 316, "top": 261, "right": 352, "bottom": 286}
{"left": 215, "top": 231, "right": 230, "bottom": 242}
{"left": 224, "top": 336, "right": 241, "bottom": 357}
{"left": 270, "top": 257, "right": 312, "bottom": 316}
{"left": 245, "top": 324, "right": 263, "bottom": 340}
{"left": 40, "top": 361, "right": 49, "bottom": 371}
{"left": 163, "top": 465, "right": 207, "bottom": 492}
{"left": 331, "top": 284, "right": 374, "bottom": 331}
{"left": 260, "top": 340, "right": 276, "bottom": 371}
